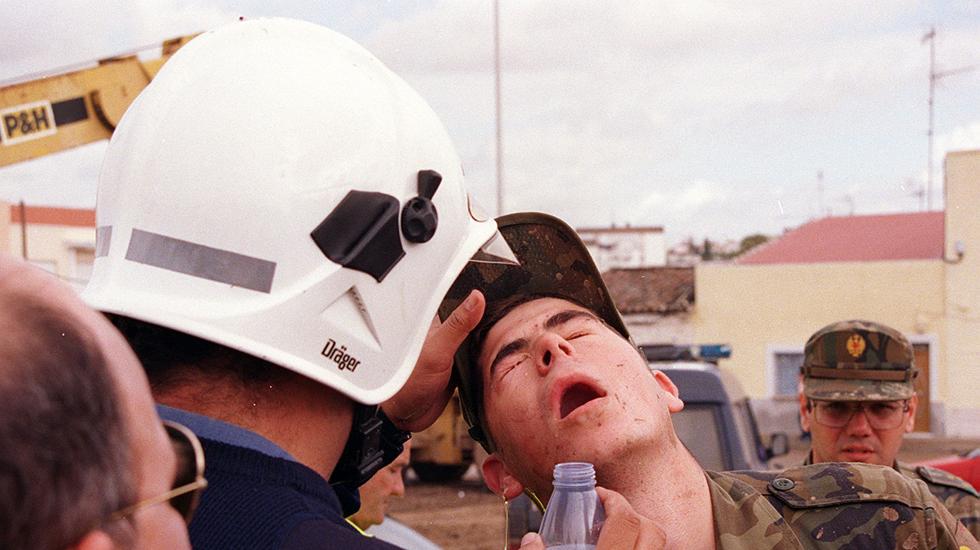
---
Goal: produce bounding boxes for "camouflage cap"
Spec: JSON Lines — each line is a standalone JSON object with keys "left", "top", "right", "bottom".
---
{"left": 438, "top": 212, "right": 630, "bottom": 452}
{"left": 802, "top": 320, "right": 917, "bottom": 401}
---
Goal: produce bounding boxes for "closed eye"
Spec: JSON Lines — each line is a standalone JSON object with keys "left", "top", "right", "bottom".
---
{"left": 495, "top": 353, "right": 529, "bottom": 381}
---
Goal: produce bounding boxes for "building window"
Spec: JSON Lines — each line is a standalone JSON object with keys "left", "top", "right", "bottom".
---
{"left": 772, "top": 351, "right": 804, "bottom": 397}
{"left": 71, "top": 247, "right": 95, "bottom": 281}
{"left": 68, "top": 247, "right": 95, "bottom": 291}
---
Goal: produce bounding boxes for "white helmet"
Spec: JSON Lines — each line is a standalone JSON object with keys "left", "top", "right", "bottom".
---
{"left": 83, "top": 18, "right": 512, "bottom": 405}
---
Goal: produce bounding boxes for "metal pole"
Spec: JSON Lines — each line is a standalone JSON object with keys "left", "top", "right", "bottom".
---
{"left": 926, "top": 26, "right": 935, "bottom": 211}
{"left": 922, "top": 28, "right": 975, "bottom": 212}
{"left": 494, "top": 0, "right": 504, "bottom": 216}
{"left": 18, "top": 200, "right": 28, "bottom": 259}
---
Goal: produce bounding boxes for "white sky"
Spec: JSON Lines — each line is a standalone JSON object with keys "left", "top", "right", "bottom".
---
{"left": 1, "top": 1, "right": 978, "bottom": 245}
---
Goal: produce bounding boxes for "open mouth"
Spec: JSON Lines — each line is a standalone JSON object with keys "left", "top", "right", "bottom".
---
{"left": 559, "top": 382, "right": 606, "bottom": 419}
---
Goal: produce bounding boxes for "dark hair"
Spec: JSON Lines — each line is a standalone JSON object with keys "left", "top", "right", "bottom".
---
{"left": 108, "top": 314, "right": 290, "bottom": 402}
{"left": 0, "top": 289, "right": 135, "bottom": 549}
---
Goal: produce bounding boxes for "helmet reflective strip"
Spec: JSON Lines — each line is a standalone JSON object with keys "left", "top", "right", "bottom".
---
{"left": 125, "top": 229, "right": 276, "bottom": 293}
{"left": 95, "top": 226, "right": 112, "bottom": 257}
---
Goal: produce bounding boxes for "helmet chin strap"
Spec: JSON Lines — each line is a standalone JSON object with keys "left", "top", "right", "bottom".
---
{"left": 329, "top": 405, "right": 410, "bottom": 487}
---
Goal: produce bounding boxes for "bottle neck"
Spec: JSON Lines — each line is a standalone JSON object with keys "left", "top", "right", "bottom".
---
{"left": 553, "top": 461, "right": 596, "bottom": 490}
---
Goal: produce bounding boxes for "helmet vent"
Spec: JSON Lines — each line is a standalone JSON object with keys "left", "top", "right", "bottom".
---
{"left": 311, "top": 190, "right": 405, "bottom": 282}
{"left": 400, "top": 170, "right": 441, "bottom": 243}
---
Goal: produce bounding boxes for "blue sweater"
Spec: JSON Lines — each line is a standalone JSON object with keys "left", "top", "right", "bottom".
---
{"left": 188, "top": 438, "right": 400, "bottom": 549}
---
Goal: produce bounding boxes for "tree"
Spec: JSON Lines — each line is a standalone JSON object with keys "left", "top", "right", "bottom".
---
{"left": 701, "top": 238, "right": 714, "bottom": 261}
{"left": 736, "top": 233, "right": 769, "bottom": 256}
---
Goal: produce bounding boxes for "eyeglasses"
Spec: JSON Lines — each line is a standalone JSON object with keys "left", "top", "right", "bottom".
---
{"left": 110, "top": 420, "right": 207, "bottom": 524}
{"left": 809, "top": 400, "right": 910, "bottom": 430}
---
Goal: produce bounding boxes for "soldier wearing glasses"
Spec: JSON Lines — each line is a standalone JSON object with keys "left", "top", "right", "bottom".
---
{"left": 799, "top": 319, "right": 980, "bottom": 539}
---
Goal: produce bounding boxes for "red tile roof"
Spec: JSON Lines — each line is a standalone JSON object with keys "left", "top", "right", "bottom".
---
{"left": 738, "top": 212, "right": 944, "bottom": 265}
{"left": 602, "top": 267, "right": 694, "bottom": 314}
{"left": 9, "top": 205, "right": 95, "bottom": 227}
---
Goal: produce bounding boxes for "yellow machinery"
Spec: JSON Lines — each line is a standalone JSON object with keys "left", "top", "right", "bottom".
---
{"left": 411, "top": 391, "right": 479, "bottom": 482}
{"left": 0, "top": 34, "right": 196, "bottom": 167}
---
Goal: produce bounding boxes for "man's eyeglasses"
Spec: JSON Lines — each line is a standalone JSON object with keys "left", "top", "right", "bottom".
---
{"left": 809, "top": 399, "right": 911, "bottom": 430}
{"left": 111, "top": 420, "right": 207, "bottom": 524}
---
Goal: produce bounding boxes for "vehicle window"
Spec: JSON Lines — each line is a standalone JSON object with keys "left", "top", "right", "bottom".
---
{"left": 672, "top": 404, "right": 726, "bottom": 471}
{"left": 731, "top": 400, "right": 763, "bottom": 467}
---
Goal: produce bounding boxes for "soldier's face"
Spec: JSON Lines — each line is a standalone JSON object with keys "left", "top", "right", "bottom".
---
{"left": 477, "top": 298, "right": 683, "bottom": 497}
{"left": 800, "top": 396, "right": 917, "bottom": 466}
{"left": 349, "top": 441, "right": 411, "bottom": 529}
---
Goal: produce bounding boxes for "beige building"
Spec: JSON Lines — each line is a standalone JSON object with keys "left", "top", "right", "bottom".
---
{"left": 694, "top": 149, "right": 980, "bottom": 438}
{"left": 4, "top": 203, "right": 96, "bottom": 291}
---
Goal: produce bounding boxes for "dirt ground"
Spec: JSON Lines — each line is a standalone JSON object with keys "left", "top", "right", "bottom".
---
{"left": 390, "top": 436, "right": 980, "bottom": 549}
{"left": 388, "top": 478, "right": 504, "bottom": 550}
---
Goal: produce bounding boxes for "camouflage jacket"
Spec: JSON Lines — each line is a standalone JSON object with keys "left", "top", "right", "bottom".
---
{"left": 897, "top": 461, "right": 980, "bottom": 541}
{"left": 709, "top": 463, "right": 979, "bottom": 549}
{"left": 802, "top": 452, "right": 980, "bottom": 541}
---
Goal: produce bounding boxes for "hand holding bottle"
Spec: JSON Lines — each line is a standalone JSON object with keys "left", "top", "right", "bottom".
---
{"left": 521, "top": 462, "right": 664, "bottom": 550}
{"left": 592, "top": 488, "right": 665, "bottom": 549}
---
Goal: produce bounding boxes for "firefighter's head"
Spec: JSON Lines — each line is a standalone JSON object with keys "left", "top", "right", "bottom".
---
{"left": 83, "top": 17, "right": 513, "bottom": 406}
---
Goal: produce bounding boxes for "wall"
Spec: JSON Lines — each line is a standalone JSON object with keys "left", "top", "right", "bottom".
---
{"left": 8, "top": 221, "right": 95, "bottom": 291}
{"left": 694, "top": 260, "right": 946, "bottom": 433}
{"left": 581, "top": 228, "right": 667, "bottom": 270}
{"left": 623, "top": 312, "right": 693, "bottom": 346}
{"left": 943, "top": 149, "right": 980, "bottom": 437}
{"left": 0, "top": 202, "right": 8, "bottom": 257}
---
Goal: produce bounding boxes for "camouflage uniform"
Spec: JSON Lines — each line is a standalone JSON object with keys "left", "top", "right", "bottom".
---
{"left": 800, "top": 320, "right": 980, "bottom": 541}
{"left": 711, "top": 462, "right": 978, "bottom": 549}
{"left": 898, "top": 462, "right": 980, "bottom": 540}
{"left": 800, "top": 453, "right": 980, "bottom": 542}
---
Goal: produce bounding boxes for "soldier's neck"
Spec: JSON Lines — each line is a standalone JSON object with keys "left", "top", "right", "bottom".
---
{"left": 601, "top": 436, "right": 716, "bottom": 550}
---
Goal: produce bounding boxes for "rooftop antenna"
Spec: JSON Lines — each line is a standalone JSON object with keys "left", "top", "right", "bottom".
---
{"left": 817, "top": 169, "right": 826, "bottom": 217}
{"left": 906, "top": 177, "right": 925, "bottom": 211}
{"left": 923, "top": 27, "right": 976, "bottom": 211}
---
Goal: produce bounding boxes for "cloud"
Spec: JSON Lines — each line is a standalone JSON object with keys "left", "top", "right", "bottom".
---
{"left": 937, "top": 121, "right": 980, "bottom": 155}
{"left": 0, "top": 0, "right": 237, "bottom": 82}
{"left": 1, "top": 1, "right": 977, "bottom": 248}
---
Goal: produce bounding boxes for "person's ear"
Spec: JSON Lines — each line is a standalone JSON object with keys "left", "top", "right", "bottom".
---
{"left": 799, "top": 394, "right": 813, "bottom": 432}
{"left": 482, "top": 454, "right": 525, "bottom": 500}
{"left": 69, "top": 530, "right": 115, "bottom": 550}
{"left": 651, "top": 370, "right": 684, "bottom": 413}
{"left": 904, "top": 394, "right": 919, "bottom": 433}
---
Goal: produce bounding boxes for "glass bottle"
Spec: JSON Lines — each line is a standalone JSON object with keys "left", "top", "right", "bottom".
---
{"left": 538, "top": 462, "right": 605, "bottom": 549}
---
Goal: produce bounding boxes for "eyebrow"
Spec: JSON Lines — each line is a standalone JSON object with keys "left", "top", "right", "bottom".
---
{"left": 544, "top": 309, "right": 601, "bottom": 329}
{"left": 487, "top": 309, "right": 602, "bottom": 375}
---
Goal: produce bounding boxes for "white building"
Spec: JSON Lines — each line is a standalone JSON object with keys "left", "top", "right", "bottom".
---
{"left": 577, "top": 225, "right": 666, "bottom": 272}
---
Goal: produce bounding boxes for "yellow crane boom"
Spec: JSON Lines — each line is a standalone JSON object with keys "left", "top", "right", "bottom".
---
{"left": 0, "top": 34, "right": 196, "bottom": 168}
